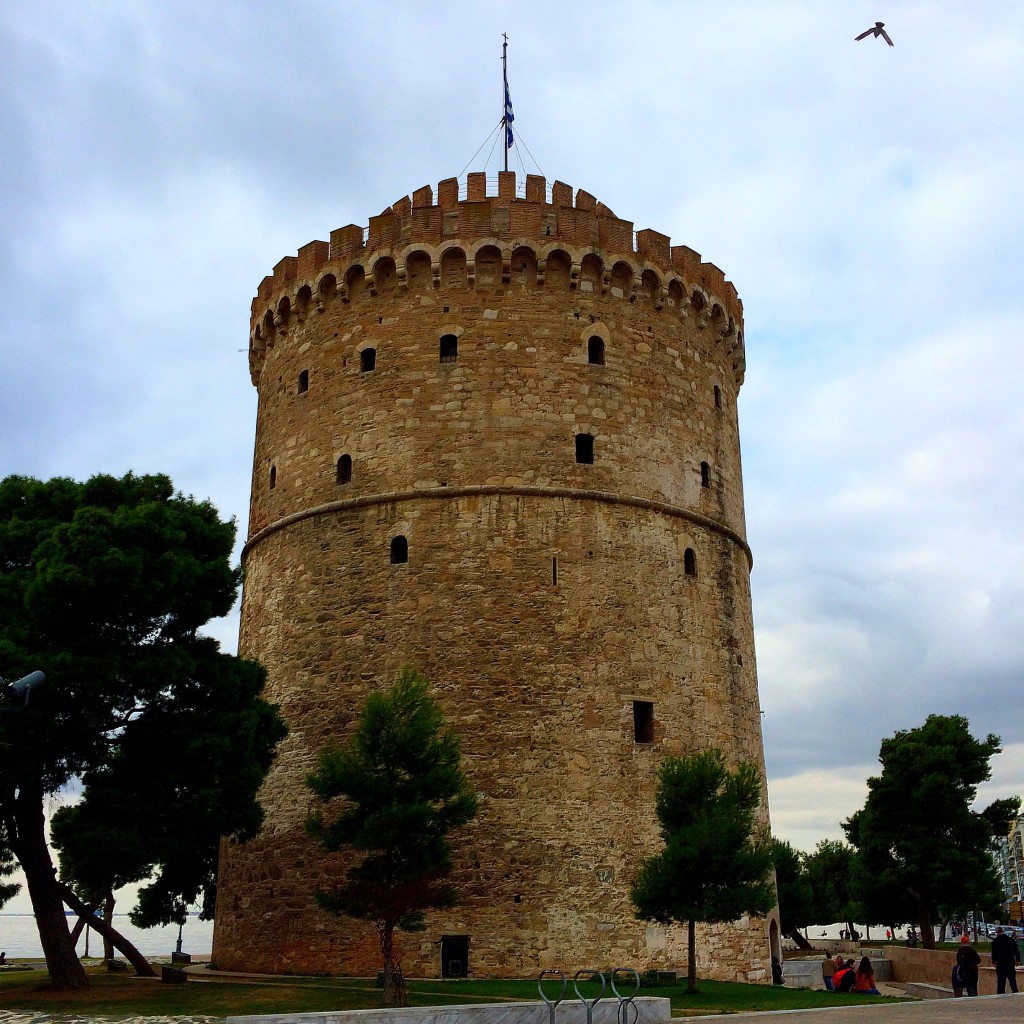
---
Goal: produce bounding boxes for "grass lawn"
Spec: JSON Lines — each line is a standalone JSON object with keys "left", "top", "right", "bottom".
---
{"left": 0, "top": 966, "right": 912, "bottom": 1018}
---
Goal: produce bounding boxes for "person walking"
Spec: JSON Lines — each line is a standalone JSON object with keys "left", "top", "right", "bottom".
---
{"left": 821, "top": 953, "right": 836, "bottom": 991}
{"left": 956, "top": 934, "right": 982, "bottom": 997}
{"left": 991, "top": 926, "right": 1021, "bottom": 994}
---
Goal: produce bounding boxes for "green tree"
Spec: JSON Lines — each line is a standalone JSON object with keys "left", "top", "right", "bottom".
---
{"left": 842, "top": 714, "right": 1019, "bottom": 949}
{"left": 306, "top": 668, "right": 479, "bottom": 1008}
{"left": 772, "top": 838, "right": 814, "bottom": 948}
{"left": 803, "top": 839, "right": 860, "bottom": 936}
{"left": 0, "top": 473, "right": 285, "bottom": 989}
{"left": 630, "top": 749, "right": 776, "bottom": 993}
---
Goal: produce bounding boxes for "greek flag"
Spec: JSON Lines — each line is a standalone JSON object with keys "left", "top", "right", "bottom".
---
{"left": 504, "top": 81, "right": 515, "bottom": 148}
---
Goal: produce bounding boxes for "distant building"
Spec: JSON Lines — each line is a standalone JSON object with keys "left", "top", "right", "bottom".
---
{"left": 997, "top": 818, "right": 1024, "bottom": 919}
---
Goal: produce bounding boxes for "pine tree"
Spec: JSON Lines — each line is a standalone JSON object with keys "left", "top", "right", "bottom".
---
{"left": 631, "top": 749, "right": 775, "bottom": 993}
{"left": 0, "top": 473, "right": 284, "bottom": 989}
{"left": 306, "top": 668, "right": 478, "bottom": 1007}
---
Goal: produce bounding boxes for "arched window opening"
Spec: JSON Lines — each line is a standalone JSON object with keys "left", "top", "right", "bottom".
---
{"left": 575, "top": 433, "right": 594, "bottom": 465}
{"left": 336, "top": 454, "right": 352, "bottom": 485}
{"left": 346, "top": 265, "right": 366, "bottom": 301}
{"left": 440, "top": 248, "right": 467, "bottom": 289}
{"left": 684, "top": 548, "right": 697, "bottom": 577}
{"left": 633, "top": 701, "right": 655, "bottom": 743}
{"left": 297, "top": 370, "right": 309, "bottom": 394}
{"left": 610, "top": 261, "right": 633, "bottom": 297}
{"left": 373, "top": 257, "right": 397, "bottom": 294}
{"left": 440, "top": 334, "right": 458, "bottom": 363}
{"left": 318, "top": 274, "right": 337, "bottom": 306}
{"left": 580, "top": 254, "right": 603, "bottom": 293}
{"left": 360, "top": 348, "right": 376, "bottom": 373}
{"left": 269, "top": 465, "right": 277, "bottom": 491}
{"left": 474, "top": 245, "right": 502, "bottom": 287}
{"left": 701, "top": 461, "right": 711, "bottom": 488}
{"left": 390, "top": 535, "right": 408, "bottom": 565}
{"left": 510, "top": 246, "right": 537, "bottom": 287}
{"left": 545, "top": 250, "right": 571, "bottom": 289}
{"left": 406, "top": 251, "right": 431, "bottom": 292}
{"left": 714, "top": 385, "right": 722, "bottom": 409}
{"left": 588, "top": 336, "right": 605, "bottom": 365}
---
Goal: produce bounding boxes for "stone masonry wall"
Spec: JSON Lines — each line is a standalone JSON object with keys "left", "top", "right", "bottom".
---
{"left": 212, "top": 172, "right": 776, "bottom": 983}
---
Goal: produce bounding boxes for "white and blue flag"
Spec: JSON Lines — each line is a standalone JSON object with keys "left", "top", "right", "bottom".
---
{"left": 504, "top": 81, "right": 515, "bottom": 148}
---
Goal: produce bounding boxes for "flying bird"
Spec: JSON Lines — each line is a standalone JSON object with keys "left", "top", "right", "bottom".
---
{"left": 856, "top": 21, "right": 894, "bottom": 46}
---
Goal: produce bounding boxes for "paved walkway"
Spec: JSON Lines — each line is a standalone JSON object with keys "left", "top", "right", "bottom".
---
{"left": 674, "top": 992, "right": 1024, "bottom": 1023}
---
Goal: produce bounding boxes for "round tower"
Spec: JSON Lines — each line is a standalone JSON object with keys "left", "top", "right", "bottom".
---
{"left": 213, "top": 170, "right": 778, "bottom": 982}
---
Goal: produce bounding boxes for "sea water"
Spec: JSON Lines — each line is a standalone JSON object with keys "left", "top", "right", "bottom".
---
{"left": 0, "top": 914, "right": 214, "bottom": 960}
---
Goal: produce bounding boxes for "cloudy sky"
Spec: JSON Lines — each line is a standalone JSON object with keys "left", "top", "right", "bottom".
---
{"left": 2, "top": 0, "right": 1023, "bottom": 881}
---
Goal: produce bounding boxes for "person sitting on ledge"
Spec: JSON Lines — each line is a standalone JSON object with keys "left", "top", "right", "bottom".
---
{"left": 771, "top": 956, "right": 784, "bottom": 986}
{"left": 835, "top": 959, "right": 858, "bottom": 993}
{"left": 854, "top": 956, "right": 881, "bottom": 995}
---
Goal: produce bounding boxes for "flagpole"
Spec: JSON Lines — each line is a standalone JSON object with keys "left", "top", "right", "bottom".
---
{"left": 502, "top": 33, "right": 509, "bottom": 173}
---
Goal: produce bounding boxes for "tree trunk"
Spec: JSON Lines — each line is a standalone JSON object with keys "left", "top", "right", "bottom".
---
{"left": 786, "top": 928, "right": 813, "bottom": 950}
{"left": 917, "top": 902, "right": 935, "bottom": 950}
{"left": 102, "top": 891, "right": 115, "bottom": 962}
{"left": 69, "top": 901, "right": 99, "bottom": 946}
{"left": 9, "top": 786, "right": 88, "bottom": 990}
{"left": 938, "top": 915, "right": 949, "bottom": 943}
{"left": 379, "top": 921, "right": 407, "bottom": 1007}
{"left": 60, "top": 884, "right": 155, "bottom": 977}
{"left": 687, "top": 919, "right": 698, "bottom": 994}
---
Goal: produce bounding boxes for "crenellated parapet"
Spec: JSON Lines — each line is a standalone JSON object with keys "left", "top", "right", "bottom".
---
{"left": 247, "top": 171, "right": 745, "bottom": 387}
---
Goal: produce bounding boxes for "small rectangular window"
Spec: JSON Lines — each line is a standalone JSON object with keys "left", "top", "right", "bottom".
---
{"left": 633, "top": 701, "right": 654, "bottom": 743}
{"left": 552, "top": 557, "right": 558, "bottom": 586}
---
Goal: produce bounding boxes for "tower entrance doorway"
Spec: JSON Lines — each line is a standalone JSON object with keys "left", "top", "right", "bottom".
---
{"left": 441, "top": 935, "right": 469, "bottom": 978}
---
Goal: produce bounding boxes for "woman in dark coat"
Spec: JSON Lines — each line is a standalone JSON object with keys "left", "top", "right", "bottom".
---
{"left": 956, "top": 936, "right": 982, "bottom": 997}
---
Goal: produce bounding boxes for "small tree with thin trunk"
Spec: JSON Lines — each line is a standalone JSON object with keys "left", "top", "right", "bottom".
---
{"left": 772, "top": 838, "right": 815, "bottom": 949}
{"left": 306, "top": 668, "right": 478, "bottom": 1007}
{"left": 631, "top": 749, "right": 776, "bottom": 993}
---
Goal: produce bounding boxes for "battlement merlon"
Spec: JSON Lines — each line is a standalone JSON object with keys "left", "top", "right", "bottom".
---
{"left": 252, "top": 172, "right": 744, "bottom": 324}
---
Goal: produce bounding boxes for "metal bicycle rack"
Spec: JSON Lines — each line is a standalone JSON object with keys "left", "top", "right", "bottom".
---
{"left": 538, "top": 969, "right": 567, "bottom": 1024}
{"left": 539, "top": 967, "right": 641, "bottom": 1024}
{"left": 609, "top": 967, "right": 640, "bottom": 1024}
{"left": 573, "top": 968, "right": 606, "bottom": 1024}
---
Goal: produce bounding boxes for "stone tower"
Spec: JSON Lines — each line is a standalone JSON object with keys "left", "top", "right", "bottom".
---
{"left": 213, "top": 171, "right": 779, "bottom": 982}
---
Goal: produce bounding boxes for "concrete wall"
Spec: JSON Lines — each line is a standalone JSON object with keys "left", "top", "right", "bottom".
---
{"left": 886, "top": 945, "right": 1003, "bottom": 995}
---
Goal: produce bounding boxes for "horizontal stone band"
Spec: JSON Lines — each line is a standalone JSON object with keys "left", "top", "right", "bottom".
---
{"left": 242, "top": 484, "right": 753, "bottom": 569}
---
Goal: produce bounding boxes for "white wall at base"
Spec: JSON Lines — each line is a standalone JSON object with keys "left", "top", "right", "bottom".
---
{"left": 228, "top": 997, "right": 671, "bottom": 1024}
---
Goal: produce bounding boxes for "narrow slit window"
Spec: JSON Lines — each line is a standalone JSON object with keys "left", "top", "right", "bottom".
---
{"left": 269, "top": 465, "right": 277, "bottom": 490}
{"left": 684, "top": 548, "right": 697, "bottom": 577}
{"left": 298, "top": 369, "right": 309, "bottom": 394}
{"left": 552, "top": 557, "right": 558, "bottom": 586}
{"left": 360, "top": 348, "right": 376, "bottom": 373}
{"left": 390, "top": 535, "right": 408, "bottom": 565}
{"left": 588, "top": 336, "right": 605, "bottom": 365}
{"left": 575, "top": 433, "right": 594, "bottom": 465}
{"left": 714, "top": 385, "right": 722, "bottom": 409}
{"left": 336, "top": 454, "right": 352, "bottom": 485}
{"left": 440, "top": 334, "right": 458, "bottom": 363}
{"left": 633, "top": 701, "right": 654, "bottom": 743}
{"left": 701, "top": 461, "right": 711, "bottom": 488}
